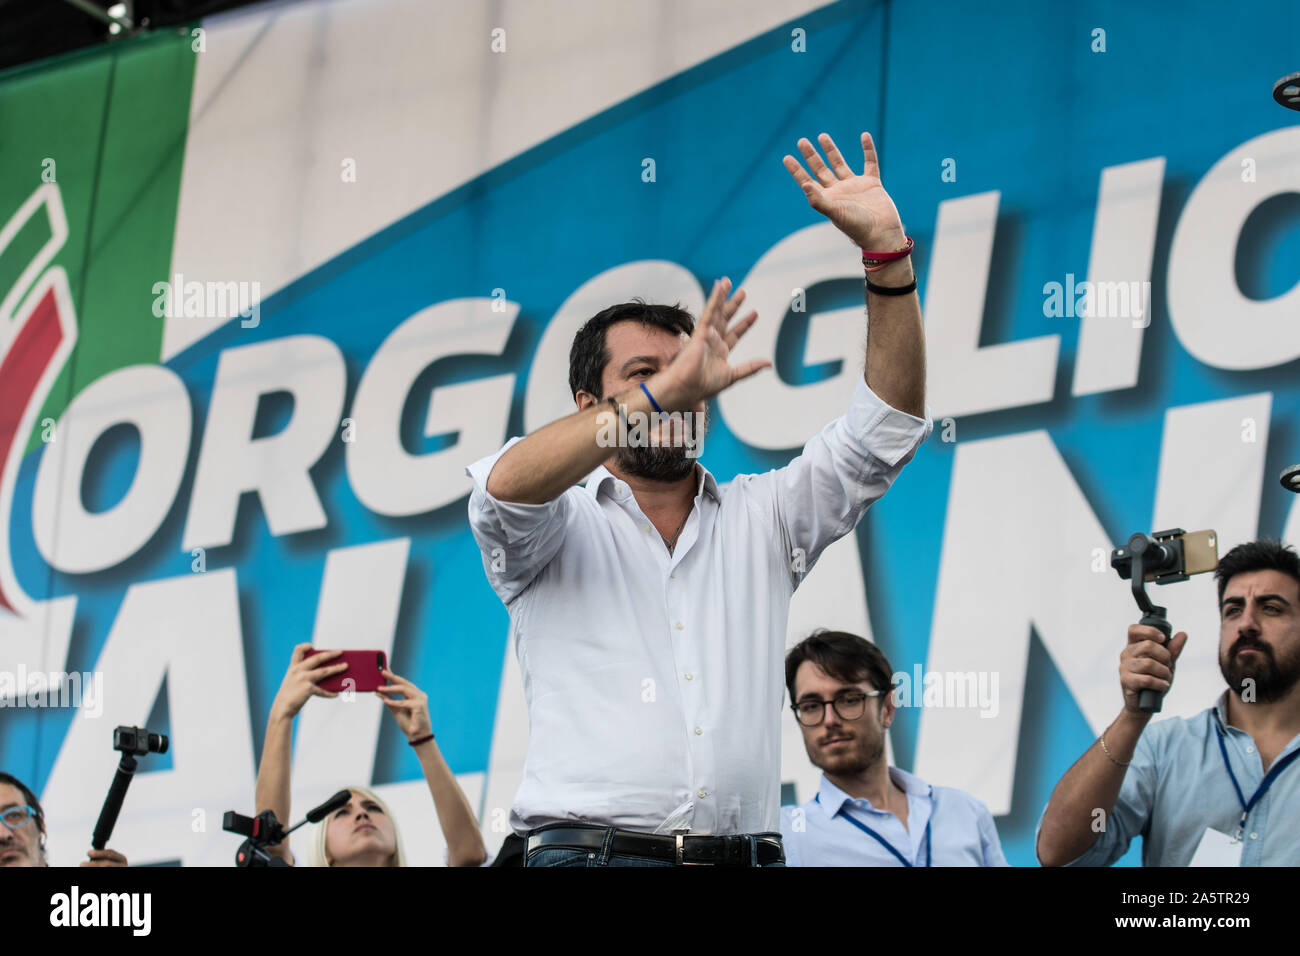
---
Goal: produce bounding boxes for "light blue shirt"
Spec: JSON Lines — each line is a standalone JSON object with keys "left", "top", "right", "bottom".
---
{"left": 780, "top": 767, "right": 1007, "bottom": 866}
{"left": 1040, "top": 693, "right": 1300, "bottom": 867}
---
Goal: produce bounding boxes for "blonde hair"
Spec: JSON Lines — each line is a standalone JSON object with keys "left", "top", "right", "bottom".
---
{"left": 305, "top": 786, "right": 407, "bottom": 867}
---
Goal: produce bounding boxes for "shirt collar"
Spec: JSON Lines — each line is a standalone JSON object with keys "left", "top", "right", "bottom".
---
{"left": 1211, "top": 691, "right": 1300, "bottom": 758}
{"left": 814, "top": 775, "right": 853, "bottom": 818}
{"left": 815, "top": 768, "right": 932, "bottom": 818}
{"left": 887, "top": 765, "right": 934, "bottom": 799}
{"left": 583, "top": 462, "right": 720, "bottom": 504}
{"left": 1213, "top": 690, "right": 1246, "bottom": 738}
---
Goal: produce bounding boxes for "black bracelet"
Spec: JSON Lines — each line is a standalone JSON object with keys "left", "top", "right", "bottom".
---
{"left": 865, "top": 276, "right": 918, "bottom": 296}
{"left": 606, "top": 396, "right": 629, "bottom": 430}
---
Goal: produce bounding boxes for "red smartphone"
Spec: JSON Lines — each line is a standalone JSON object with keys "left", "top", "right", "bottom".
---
{"left": 304, "top": 649, "right": 388, "bottom": 693}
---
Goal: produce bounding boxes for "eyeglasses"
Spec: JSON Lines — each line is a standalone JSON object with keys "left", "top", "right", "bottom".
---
{"left": 0, "top": 805, "right": 38, "bottom": 830}
{"left": 791, "top": 690, "right": 886, "bottom": 726}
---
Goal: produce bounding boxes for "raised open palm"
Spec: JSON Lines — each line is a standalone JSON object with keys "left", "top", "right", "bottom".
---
{"left": 783, "top": 132, "right": 905, "bottom": 249}
{"left": 665, "top": 278, "right": 771, "bottom": 404}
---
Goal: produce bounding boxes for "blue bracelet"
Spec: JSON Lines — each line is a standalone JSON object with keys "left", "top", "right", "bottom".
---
{"left": 640, "top": 382, "right": 664, "bottom": 413}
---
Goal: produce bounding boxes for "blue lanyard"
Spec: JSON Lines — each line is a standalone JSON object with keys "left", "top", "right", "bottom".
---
{"left": 1213, "top": 722, "right": 1300, "bottom": 841}
{"left": 816, "top": 792, "right": 931, "bottom": 867}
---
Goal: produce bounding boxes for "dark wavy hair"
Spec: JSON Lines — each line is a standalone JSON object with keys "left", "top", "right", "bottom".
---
{"left": 1214, "top": 539, "right": 1300, "bottom": 607}
{"left": 568, "top": 299, "right": 694, "bottom": 400}
{"left": 785, "top": 630, "right": 895, "bottom": 703}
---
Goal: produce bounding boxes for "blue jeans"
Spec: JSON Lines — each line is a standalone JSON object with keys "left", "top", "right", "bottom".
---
{"left": 523, "top": 829, "right": 786, "bottom": 867}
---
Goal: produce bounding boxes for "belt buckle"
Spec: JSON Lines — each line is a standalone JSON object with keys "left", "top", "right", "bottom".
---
{"left": 674, "top": 832, "right": 709, "bottom": 866}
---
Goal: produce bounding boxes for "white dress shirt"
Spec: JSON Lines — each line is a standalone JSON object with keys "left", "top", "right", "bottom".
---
{"left": 465, "top": 377, "right": 932, "bottom": 835}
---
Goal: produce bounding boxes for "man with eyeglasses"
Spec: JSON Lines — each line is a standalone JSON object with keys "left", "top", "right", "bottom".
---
{"left": 780, "top": 632, "right": 1007, "bottom": 866}
{"left": 0, "top": 772, "right": 127, "bottom": 867}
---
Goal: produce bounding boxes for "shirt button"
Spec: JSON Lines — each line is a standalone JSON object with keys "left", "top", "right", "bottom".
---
{"left": 1246, "top": 746, "right": 1255, "bottom": 754}
{"left": 684, "top": 673, "right": 693, "bottom": 680}
{"left": 675, "top": 622, "right": 684, "bottom": 630}
{"left": 1250, "top": 832, "right": 1258, "bottom": 840}
{"left": 615, "top": 483, "right": 624, "bottom": 495}
{"left": 644, "top": 524, "right": 651, "bottom": 533}
{"left": 697, "top": 789, "right": 707, "bottom": 799}
{"left": 670, "top": 571, "right": 676, "bottom": 579}
{"left": 694, "top": 727, "right": 703, "bottom": 735}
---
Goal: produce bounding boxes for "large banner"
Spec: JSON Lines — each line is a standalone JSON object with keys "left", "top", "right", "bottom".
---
{"left": 1, "top": 0, "right": 1297, "bottom": 867}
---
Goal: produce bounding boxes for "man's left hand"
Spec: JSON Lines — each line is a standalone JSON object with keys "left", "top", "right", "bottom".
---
{"left": 783, "top": 132, "right": 905, "bottom": 250}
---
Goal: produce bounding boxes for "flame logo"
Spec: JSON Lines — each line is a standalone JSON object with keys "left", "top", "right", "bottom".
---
{"left": 0, "top": 184, "right": 79, "bottom": 618}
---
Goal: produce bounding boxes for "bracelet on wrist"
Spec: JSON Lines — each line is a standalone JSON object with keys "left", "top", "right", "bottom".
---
{"left": 1098, "top": 730, "right": 1130, "bottom": 767}
{"left": 640, "top": 381, "right": 664, "bottom": 414}
{"left": 865, "top": 275, "right": 918, "bottom": 296}
{"left": 861, "top": 235, "right": 914, "bottom": 268}
{"left": 605, "top": 396, "right": 630, "bottom": 431}
{"left": 408, "top": 732, "right": 435, "bottom": 748}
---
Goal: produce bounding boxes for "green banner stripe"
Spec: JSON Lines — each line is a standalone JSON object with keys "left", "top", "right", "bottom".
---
{"left": 0, "top": 30, "right": 197, "bottom": 456}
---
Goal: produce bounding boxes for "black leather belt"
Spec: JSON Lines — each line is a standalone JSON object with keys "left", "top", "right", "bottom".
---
{"left": 525, "top": 825, "right": 784, "bottom": 866}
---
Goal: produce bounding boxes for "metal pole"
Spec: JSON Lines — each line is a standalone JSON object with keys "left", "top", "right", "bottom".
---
{"left": 59, "top": 0, "right": 134, "bottom": 31}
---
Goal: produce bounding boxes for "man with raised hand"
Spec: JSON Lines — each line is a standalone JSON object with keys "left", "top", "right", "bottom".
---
{"left": 467, "top": 131, "right": 931, "bottom": 867}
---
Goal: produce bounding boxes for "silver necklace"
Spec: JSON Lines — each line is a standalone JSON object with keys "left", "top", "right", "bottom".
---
{"left": 661, "top": 513, "right": 688, "bottom": 554}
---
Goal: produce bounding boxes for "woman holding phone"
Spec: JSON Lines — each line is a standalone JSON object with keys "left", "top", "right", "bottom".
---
{"left": 255, "top": 644, "right": 487, "bottom": 867}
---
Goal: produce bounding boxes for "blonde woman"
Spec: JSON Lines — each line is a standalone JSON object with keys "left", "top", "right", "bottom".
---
{"left": 305, "top": 786, "right": 407, "bottom": 867}
{"left": 255, "top": 644, "right": 487, "bottom": 867}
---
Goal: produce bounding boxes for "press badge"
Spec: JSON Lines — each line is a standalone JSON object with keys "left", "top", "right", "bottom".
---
{"left": 1187, "top": 826, "right": 1243, "bottom": 866}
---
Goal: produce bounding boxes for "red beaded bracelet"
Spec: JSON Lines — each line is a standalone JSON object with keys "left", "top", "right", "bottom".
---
{"left": 408, "top": 733, "right": 435, "bottom": 747}
{"left": 861, "top": 236, "right": 914, "bottom": 268}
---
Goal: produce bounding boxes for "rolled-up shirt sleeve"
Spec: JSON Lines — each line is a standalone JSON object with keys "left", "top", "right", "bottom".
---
{"left": 745, "top": 377, "right": 932, "bottom": 586}
{"left": 465, "top": 437, "right": 572, "bottom": 605}
{"left": 1034, "top": 728, "right": 1158, "bottom": 867}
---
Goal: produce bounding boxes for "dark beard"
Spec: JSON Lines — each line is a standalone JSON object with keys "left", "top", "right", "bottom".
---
{"left": 1219, "top": 635, "right": 1300, "bottom": 704}
{"left": 813, "top": 730, "right": 885, "bottom": 777}
{"left": 609, "top": 406, "right": 707, "bottom": 482}
{"left": 613, "top": 443, "right": 695, "bottom": 482}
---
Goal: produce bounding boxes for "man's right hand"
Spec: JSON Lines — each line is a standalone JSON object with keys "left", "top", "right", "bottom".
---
{"left": 1119, "top": 624, "right": 1187, "bottom": 716}
{"left": 269, "top": 644, "right": 347, "bottom": 721}
{"left": 80, "top": 848, "right": 128, "bottom": 867}
{"left": 1039, "top": 622, "right": 1187, "bottom": 866}
{"left": 647, "top": 278, "right": 770, "bottom": 411}
{"left": 481, "top": 277, "right": 769, "bottom": 506}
